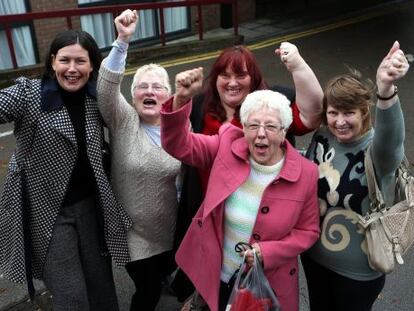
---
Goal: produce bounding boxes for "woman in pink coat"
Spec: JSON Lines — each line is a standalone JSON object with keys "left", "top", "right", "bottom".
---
{"left": 161, "top": 68, "right": 320, "bottom": 311}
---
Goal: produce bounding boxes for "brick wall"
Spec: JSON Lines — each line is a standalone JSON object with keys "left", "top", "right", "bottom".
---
{"left": 238, "top": 0, "right": 255, "bottom": 23}
{"left": 190, "top": 4, "right": 220, "bottom": 33}
{"left": 190, "top": 1, "right": 255, "bottom": 33}
{"left": 29, "top": 0, "right": 80, "bottom": 63}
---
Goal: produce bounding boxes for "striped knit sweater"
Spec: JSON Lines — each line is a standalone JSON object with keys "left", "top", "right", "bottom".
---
{"left": 220, "top": 156, "right": 284, "bottom": 282}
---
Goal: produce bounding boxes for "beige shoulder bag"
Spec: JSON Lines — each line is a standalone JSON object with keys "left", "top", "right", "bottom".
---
{"left": 358, "top": 146, "right": 414, "bottom": 273}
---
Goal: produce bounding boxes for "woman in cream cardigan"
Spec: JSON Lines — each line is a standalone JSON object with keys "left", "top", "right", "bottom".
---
{"left": 97, "top": 9, "right": 181, "bottom": 311}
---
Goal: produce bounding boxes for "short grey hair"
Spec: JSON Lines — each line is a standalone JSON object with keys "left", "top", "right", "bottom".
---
{"left": 130, "top": 63, "right": 171, "bottom": 98}
{"left": 240, "top": 90, "right": 293, "bottom": 129}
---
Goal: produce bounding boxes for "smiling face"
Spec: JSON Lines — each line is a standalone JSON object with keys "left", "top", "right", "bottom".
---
{"left": 216, "top": 63, "right": 252, "bottom": 118}
{"left": 326, "top": 105, "right": 363, "bottom": 143}
{"left": 244, "top": 107, "right": 286, "bottom": 166}
{"left": 133, "top": 71, "right": 169, "bottom": 125}
{"left": 51, "top": 43, "right": 93, "bottom": 92}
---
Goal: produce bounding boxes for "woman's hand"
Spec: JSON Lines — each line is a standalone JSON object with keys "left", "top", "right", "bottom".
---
{"left": 173, "top": 67, "right": 204, "bottom": 110}
{"left": 376, "top": 41, "right": 409, "bottom": 98}
{"left": 114, "top": 9, "right": 139, "bottom": 44}
{"left": 275, "top": 42, "right": 305, "bottom": 72}
{"left": 240, "top": 243, "right": 263, "bottom": 266}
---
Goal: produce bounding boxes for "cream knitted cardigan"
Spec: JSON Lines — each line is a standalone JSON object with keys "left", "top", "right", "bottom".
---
{"left": 97, "top": 61, "right": 181, "bottom": 261}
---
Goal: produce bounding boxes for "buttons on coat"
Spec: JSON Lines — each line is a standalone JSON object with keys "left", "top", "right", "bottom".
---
{"left": 261, "top": 206, "right": 269, "bottom": 214}
{"left": 252, "top": 233, "right": 261, "bottom": 241}
{"left": 289, "top": 268, "right": 296, "bottom": 275}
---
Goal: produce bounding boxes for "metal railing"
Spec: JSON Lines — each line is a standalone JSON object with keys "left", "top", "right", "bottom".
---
{"left": 0, "top": 0, "right": 239, "bottom": 69}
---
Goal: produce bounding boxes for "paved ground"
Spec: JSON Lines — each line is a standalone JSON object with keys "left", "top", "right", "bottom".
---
{"left": 1, "top": 0, "right": 414, "bottom": 310}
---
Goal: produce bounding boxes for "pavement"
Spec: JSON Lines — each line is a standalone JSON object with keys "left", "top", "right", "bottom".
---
{"left": 0, "top": 1, "right": 410, "bottom": 310}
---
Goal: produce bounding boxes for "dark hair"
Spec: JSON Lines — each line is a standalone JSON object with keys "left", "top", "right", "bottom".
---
{"left": 323, "top": 67, "right": 375, "bottom": 134}
{"left": 43, "top": 30, "right": 102, "bottom": 81}
{"left": 203, "top": 45, "right": 267, "bottom": 122}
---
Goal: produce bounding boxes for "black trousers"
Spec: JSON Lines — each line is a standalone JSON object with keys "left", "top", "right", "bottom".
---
{"left": 218, "top": 280, "right": 235, "bottom": 311}
{"left": 301, "top": 254, "right": 386, "bottom": 311}
{"left": 126, "top": 250, "right": 175, "bottom": 311}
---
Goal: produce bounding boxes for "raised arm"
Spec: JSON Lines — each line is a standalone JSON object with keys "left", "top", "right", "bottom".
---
{"left": 97, "top": 9, "right": 139, "bottom": 128}
{"left": 372, "top": 41, "right": 409, "bottom": 180}
{"left": 162, "top": 67, "right": 220, "bottom": 169}
{"left": 276, "top": 42, "right": 323, "bottom": 129}
{"left": 102, "top": 9, "right": 138, "bottom": 73}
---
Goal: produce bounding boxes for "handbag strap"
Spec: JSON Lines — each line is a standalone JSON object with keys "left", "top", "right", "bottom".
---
{"left": 364, "top": 146, "right": 386, "bottom": 212}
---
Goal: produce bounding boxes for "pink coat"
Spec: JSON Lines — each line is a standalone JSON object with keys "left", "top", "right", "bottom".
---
{"left": 161, "top": 99, "right": 320, "bottom": 311}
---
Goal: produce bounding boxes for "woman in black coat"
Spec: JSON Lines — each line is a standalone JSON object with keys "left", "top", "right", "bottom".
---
{"left": 0, "top": 30, "right": 131, "bottom": 311}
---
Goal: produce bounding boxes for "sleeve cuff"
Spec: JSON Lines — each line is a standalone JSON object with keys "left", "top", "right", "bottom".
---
{"left": 112, "top": 39, "right": 129, "bottom": 53}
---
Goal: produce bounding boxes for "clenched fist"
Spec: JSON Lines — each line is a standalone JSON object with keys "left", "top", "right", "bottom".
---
{"left": 275, "top": 42, "right": 306, "bottom": 72}
{"left": 173, "top": 67, "right": 204, "bottom": 110}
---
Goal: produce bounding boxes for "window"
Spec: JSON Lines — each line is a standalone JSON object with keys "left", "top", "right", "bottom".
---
{"left": 78, "top": 0, "right": 189, "bottom": 48}
{"left": 0, "top": 0, "right": 36, "bottom": 70}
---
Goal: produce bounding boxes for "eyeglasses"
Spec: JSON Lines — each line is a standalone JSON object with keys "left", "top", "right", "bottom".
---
{"left": 245, "top": 123, "right": 284, "bottom": 133}
{"left": 135, "top": 83, "right": 166, "bottom": 93}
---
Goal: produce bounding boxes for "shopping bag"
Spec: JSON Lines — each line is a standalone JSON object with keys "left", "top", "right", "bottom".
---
{"left": 226, "top": 249, "right": 280, "bottom": 311}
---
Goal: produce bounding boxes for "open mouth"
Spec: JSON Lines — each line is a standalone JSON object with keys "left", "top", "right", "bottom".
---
{"left": 255, "top": 143, "right": 268, "bottom": 152}
{"left": 143, "top": 99, "right": 157, "bottom": 107}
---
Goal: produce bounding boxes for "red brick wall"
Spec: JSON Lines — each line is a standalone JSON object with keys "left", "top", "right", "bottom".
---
{"left": 190, "top": 4, "right": 220, "bottom": 33}
{"left": 239, "top": 0, "right": 255, "bottom": 23}
{"left": 29, "top": 0, "right": 80, "bottom": 63}
{"left": 190, "top": 1, "right": 255, "bottom": 33}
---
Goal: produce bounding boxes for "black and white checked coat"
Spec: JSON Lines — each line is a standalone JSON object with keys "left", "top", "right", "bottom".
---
{"left": 0, "top": 77, "right": 132, "bottom": 283}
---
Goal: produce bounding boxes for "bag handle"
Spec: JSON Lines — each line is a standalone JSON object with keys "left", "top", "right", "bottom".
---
{"left": 364, "top": 146, "right": 386, "bottom": 212}
{"left": 397, "top": 157, "right": 414, "bottom": 207}
{"left": 239, "top": 249, "right": 258, "bottom": 289}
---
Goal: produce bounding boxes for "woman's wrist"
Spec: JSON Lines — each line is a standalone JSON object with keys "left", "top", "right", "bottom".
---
{"left": 376, "top": 85, "right": 397, "bottom": 100}
{"left": 116, "top": 35, "right": 130, "bottom": 45}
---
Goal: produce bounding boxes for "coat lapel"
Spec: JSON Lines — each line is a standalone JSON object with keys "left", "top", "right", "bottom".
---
{"left": 278, "top": 141, "right": 302, "bottom": 182}
{"left": 202, "top": 136, "right": 250, "bottom": 219}
{"left": 84, "top": 94, "right": 101, "bottom": 145}
{"left": 41, "top": 79, "right": 77, "bottom": 148}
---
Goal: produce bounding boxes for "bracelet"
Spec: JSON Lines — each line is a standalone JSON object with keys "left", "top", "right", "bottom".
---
{"left": 376, "top": 86, "right": 398, "bottom": 100}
